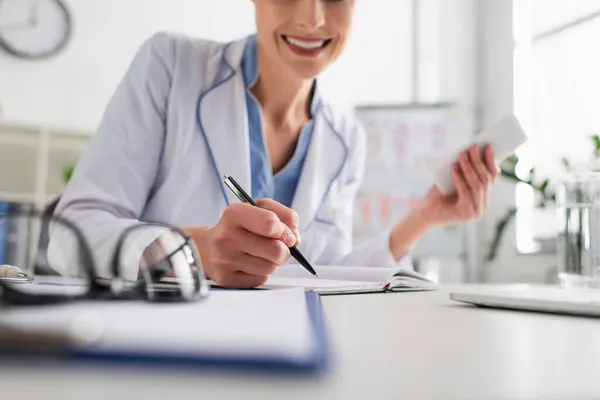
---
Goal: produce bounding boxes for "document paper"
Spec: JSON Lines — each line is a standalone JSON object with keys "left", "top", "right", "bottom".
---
{"left": 0, "top": 288, "right": 315, "bottom": 359}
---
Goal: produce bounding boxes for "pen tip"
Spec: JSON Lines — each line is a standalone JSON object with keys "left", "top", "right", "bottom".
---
{"left": 315, "top": 274, "right": 319, "bottom": 278}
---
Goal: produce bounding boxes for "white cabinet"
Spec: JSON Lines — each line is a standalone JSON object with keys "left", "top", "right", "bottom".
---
{"left": 0, "top": 122, "right": 92, "bottom": 209}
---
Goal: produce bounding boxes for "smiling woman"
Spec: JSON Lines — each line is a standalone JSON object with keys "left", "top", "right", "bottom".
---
{"left": 48, "top": 0, "right": 499, "bottom": 288}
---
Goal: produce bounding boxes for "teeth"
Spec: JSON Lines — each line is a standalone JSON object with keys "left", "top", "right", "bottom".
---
{"left": 284, "top": 36, "right": 326, "bottom": 50}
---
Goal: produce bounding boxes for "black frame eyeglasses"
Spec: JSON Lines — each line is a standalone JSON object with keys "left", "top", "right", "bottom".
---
{"left": 0, "top": 207, "right": 210, "bottom": 305}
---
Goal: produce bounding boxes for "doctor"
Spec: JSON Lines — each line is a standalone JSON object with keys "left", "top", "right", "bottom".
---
{"left": 49, "top": 0, "right": 498, "bottom": 288}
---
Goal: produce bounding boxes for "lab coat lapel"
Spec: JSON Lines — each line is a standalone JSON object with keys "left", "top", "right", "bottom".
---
{"left": 198, "top": 40, "right": 250, "bottom": 206}
{"left": 292, "top": 110, "right": 347, "bottom": 232}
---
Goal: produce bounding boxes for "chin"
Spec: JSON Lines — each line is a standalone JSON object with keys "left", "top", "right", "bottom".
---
{"left": 287, "top": 63, "right": 327, "bottom": 81}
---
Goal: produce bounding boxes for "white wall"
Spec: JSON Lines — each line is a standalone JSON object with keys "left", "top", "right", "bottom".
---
{"left": 0, "top": 0, "right": 419, "bottom": 132}
{"left": 0, "top": 0, "right": 257, "bottom": 131}
{"left": 319, "top": 0, "right": 413, "bottom": 108}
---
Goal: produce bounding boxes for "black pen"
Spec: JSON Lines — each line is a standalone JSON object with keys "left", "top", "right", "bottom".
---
{"left": 223, "top": 175, "right": 318, "bottom": 278}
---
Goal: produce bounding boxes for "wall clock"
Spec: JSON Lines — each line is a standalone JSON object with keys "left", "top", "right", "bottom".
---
{"left": 0, "top": 0, "right": 72, "bottom": 59}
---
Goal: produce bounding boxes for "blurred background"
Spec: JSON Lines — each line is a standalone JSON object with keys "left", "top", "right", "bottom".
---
{"left": 0, "top": 0, "right": 598, "bottom": 285}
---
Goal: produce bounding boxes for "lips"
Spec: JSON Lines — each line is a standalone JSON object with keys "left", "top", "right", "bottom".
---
{"left": 282, "top": 34, "right": 333, "bottom": 56}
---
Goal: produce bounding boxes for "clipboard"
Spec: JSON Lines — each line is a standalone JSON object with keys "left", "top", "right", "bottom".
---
{"left": 0, "top": 274, "right": 34, "bottom": 284}
{"left": 0, "top": 289, "right": 329, "bottom": 374}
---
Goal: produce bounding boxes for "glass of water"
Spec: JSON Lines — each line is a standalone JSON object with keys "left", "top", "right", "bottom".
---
{"left": 556, "top": 171, "right": 600, "bottom": 288}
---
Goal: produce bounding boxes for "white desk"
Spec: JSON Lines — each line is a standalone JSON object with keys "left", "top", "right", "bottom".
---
{"left": 2, "top": 285, "right": 600, "bottom": 399}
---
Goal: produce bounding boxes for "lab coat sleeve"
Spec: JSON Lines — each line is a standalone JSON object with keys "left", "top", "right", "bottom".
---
{"left": 47, "top": 33, "right": 176, "bottom": 281}
{"left": 318, "top": 122, "right": 414, "bottom": 271}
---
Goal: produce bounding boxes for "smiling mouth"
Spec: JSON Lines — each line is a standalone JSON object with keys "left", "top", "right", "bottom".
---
{"left": 282, "top": 35, "right": 333, "bottom": 50}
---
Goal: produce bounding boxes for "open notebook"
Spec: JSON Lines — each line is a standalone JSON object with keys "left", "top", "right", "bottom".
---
{"left": 259, "top": 265, "right": 438, "bottom": 295}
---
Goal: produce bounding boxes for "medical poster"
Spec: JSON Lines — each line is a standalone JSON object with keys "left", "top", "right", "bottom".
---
{"left": 353, "top": 104, "right": 467, "bottom": 259}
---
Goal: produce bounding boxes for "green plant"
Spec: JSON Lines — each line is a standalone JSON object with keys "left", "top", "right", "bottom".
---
{"left": 486, "top": 134, "right": 600, "bottom": 262}
{"left": 62, "top": 164, "right": 75, "bottom": 184}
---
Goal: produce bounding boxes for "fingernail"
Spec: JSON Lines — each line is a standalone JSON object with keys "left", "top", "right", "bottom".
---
{"left": 284, "top": 227, "right": 296, "bottom": 247}
{"left": 293, "top": 228, "right": 302, "bottom": 245}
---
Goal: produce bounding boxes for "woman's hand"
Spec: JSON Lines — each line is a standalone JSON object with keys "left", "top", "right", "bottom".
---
{"left": 186, "top": 199, "right": 300, "bottom": 289}
{"left": 422, "top": 144, "right": 499, "bottom": 226}
{"left": 389, "top": 145, "right": 499, "bottom": 260}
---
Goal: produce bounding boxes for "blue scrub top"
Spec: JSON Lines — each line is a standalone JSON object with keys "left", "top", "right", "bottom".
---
{"left": 241, "top": 35, "right": 320, "bottom": 208}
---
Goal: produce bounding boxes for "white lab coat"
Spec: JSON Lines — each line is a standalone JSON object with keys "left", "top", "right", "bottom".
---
{"left": 48, "top": 32, "right": 412, "bottom": 281}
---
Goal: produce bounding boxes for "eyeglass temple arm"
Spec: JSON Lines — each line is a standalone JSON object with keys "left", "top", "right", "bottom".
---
{"left": 1, "top": 207, "right": 98, "bottom": 286}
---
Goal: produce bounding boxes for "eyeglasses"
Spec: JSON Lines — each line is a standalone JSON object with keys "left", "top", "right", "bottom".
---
{"left": 0, "top": 204, "right": 210, "bottom": 305}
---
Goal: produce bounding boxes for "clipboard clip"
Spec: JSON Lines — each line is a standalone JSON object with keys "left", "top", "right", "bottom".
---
{"left": 0, "top": 265, "right": 34, "bottom": 284}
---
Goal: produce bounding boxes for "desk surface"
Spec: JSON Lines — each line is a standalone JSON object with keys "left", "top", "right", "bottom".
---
{"left": 2, "top": 284, "right": 600, "bottom": 400}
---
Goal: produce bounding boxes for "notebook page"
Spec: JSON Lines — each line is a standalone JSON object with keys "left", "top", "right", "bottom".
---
{"left": 0, "top": 288, "right": 314, "bottom": 359}
{"left": 261, "top": 265, "right": 392, "bottom": 293}
{"left": 263, "top": 265, "right": 437, "bottom": 293}
{"left": 262, "top": 275, "right": 381, "bottom": 292}
{"left": 272, "top": 264, "right": 399, "bottom": 283}
{"left": 387, "top": 269, "right": 438, "bottom": 290}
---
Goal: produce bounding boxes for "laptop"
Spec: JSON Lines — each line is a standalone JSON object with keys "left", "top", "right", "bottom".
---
{"left": 449, "top": 285, "right": 600, "bottom": 317}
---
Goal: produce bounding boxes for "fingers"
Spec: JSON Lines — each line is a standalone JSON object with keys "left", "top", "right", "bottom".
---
{"left": 468, "top": 146, "right": 493, "bottom": 212}
{"left": 233, "top": 252, "right": 279, "bottom": 277}
{"left": 208, "top": 230, "right": 280, "bottom": 285}
{"left": 212, "top": 252, "right": 276, "bottom": 288}
{"left": 211, "top": 223, "right": 291, "bottom": 265}
{"left": 468, "top": 145, "right": 492, "bottom": 187}
{"left": 484, "top": 145, "right": 499, "bottom": 178}
{"left": 458, "top": 150, "right": 483, "bottom": 212}
{"left": 452, "top": 163, "right": 476, "bottom": 214}
{"left": 222, "top": 203, "right": 296, "bottom": 247}
{"left": 457, "top": 145, "right": 502, "bottom": 215}
{"left": 218, "top": 270, "right": 270, "bottom": 289}
{"left": 256, "top": 198, "right": 301, "bottom": 245}
{"left": 459, "top": 148, "right": 482, "bottom": 192}
{"left": 235, "top": 230, "right": 292, "bottom": 265}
